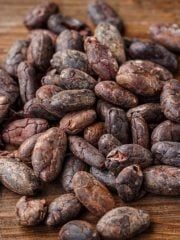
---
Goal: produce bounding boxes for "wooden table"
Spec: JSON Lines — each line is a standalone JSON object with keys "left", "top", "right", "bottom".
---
{"left": 0, "top": 0, "right": 180, "bottom": 239}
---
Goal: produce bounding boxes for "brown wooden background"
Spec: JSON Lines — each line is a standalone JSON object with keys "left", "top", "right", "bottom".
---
{"left": 0, "top": 0, "right": 180, "bottom": 239}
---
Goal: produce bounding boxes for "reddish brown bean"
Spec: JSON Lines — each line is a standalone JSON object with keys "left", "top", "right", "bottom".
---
{"left": 84, "top": 122, "right": 106, "bottom": 146}
{"left": 0, "top": 95, "right": 10, "bottom": 122}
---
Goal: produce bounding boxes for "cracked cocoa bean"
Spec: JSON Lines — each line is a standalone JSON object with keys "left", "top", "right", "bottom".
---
{"left": 116, "top": 60, "right": 173, "bottom": 96}
{"left": 4, "top": 40, "right": 29, "bottom": 77}
{"left": 149, "top": 23, "right": 180, "bottom": 53}
{"left": 72, "top": 171, "right": 115, "bottom": 216}
{"left": 61, "top": 155, "right": 88, "bottom": 192}
{"left": 95, "top": 81, "right": 138, "bottom": 109}
{"left": 97, "top": 206, "right": 150, "bottom": 239}
{"left": 69, "top": 136, "right": 105, "bottom": 168}
{"left": 16, "top": 196, "right": 47, "bottom": 226}
{"left": 0, "top": 95, "right": 10, "bottom": 123}
{"left": 98, "top": 133, "right": 121, "bottom": 156}
{"left": 46, "top": 193, "right": 82, "bottom": 226}
{"left": 160, "top": 79, "right": 180, "bottom": 123}
{"left": 0, "top": 158, "right": 41, "bottom": 195}
{"left": 116, "top": 165, "right": 143, "bottom": 202}
{"left": 59, "top": 220, "right": 100, "bottom": 240}
{"left": 59, "top": 109, "right": 96, "bottom": 134}
{"left": 96, "top": 99, "right": 114, "bottom": 121}
{"left": 151, "top": 141, "right": 180, "bottom": 167}
{"left": 32, "top": 127, "right": 67, "bottom": 182}
{"left": 84, "top": 122, "right": 106, "bottom": 146}
{"left": 143, "top": 165, "right": 180, "bottom": 196}
{"left": 106, "top": 144, "right": 153, "bottom": 175}
{"left": 84, "top": 36, "right": 118, "bottom": 80}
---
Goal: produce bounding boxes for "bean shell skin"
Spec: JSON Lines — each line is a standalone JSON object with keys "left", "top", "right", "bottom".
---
{"left": 97, "top": 207, "right": 150, "bottom": 240}
{"left": 90, "top": 167, "right": 116, "bottom": 191}
{"left": 151, "top": 120, "right": 180, "bottom": 144}
{"left": 4, "top": 40, "right": 29, "bottom": 77}
{"left": 56, "top": 29, "right": 83, "bottom": 52}
{"left": 59, "top": 220, "right": 100, "bottom": 240}
{"left": 98, "top": 133, "right": 121, "bottom": 156}
{"left": 106, "top": 144, "right": 153, "bottom": 175}
{"left": 0, "top": 158, "right": 42, "bottom": 195}
{"left": 51, "top": 49, "right": 92, "bottom": 74}
{"left": 69, "top": 136, "right": 105, "bottom": 168}
{"left": 59, "top": 68, "right": 97, "bottom": 90}
{"left": 129, "top": 41, "right": 178, "bottom": 72}
{"left": 96, "top": 99, "right": 114, "bottom": 121}
{"left": 95, "top": 22, "right": 126, "bottom": 64}
{"left": 160, "top": 79, "right": 180, "bottom": 123}
{"left": 116, "top": 60, "right": 173, "bottom": 96}
{"left": 17, "top": 61, "right": 38, "bottom": 104}
{"left": 143, "top": 165, "right": 180, "bottom": 196}
{"left": 0, "top": 68, "right": 19, "bottom": 104}
{"left": 61, "top": 155, "right": 88, "bottom": 192}
{"left": 88, "top": 0, "right": 123, "bottom": 31}
{"left": 151, "top": 141, "right": 180, "bottom": 167}
{"left": 24, "top": 2, "right": 59, "bottom": 29}
{"left": 2, "top": 118, "right": 49, "bottom": 146}
{"left": 95, "top": 81, "right": 138, "bottom": 109}
{"left": 46, "top": 193, "right": 82, "bottom": 226}
{"left": 84, "top": 36, "right": 118, "bottom": 80}
{"left": 16, "top": 196, "right": 47, "bottom": 226}
{"left": 60, "top": 109, "right": 96, "bottom": 134}
{"left": 131, "top": 114, "right": 150, "bottom": 149}
{"left": 116, "top": 165, "right": 143, "bottom": 202}
{"left": 72, "top": 171, "right": 115, "bottom": 217}
{"left": 105, "top": 108, "right": 130, "bottom": 144}
{"left": 32, "top": 127, "right": 67, "bottom": 182}
{"left": 27, "top": 33, "right": 54, "bottom": 71}
{"left": 127, "top": 103, "right": 164, "bottom": 123}
{"left": 149, "top": 23, "right": 180, "bottom": 53}
{"left": 84, "top": 122, "right": 106, "bottom": 146}
{"left": 0, "top": 95, "right": 10, "bottom": 122}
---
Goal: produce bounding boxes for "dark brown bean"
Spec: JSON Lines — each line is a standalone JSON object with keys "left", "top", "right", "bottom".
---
{"left": 129, "top": 40, "right": 178, "bottom": 72}
{"left": 17, "top": 61, "right": 38, "bottom": 103}
{"left": 95, "top": 22, "right": 126, "bottom": 64}
{"left": 0, "top": 95, "right": 10, "bottom": 122}
{"left": 27, "top": 33, "right": 54, "bottom": 71}
{"left": 161, "top": 79, "right": 180, "bottom": 123}
{"left": 72, "top": 171, "right": 115, "bottom": 216}
{"left": 59, "top": 109, "right": 96, "bottom": 134}
{"left": 47, "top": 13, "right": 67, "bottom": 34}
{"left": 51, "top": 49, "right": 92, "bottom": 74}
{"left": 46, "top": 193, "right": 82, "bottom": 226}
{"left": 28, "top": 29, "right": 57, "bottom": 44}
{"left": 149, "top": 23, "right": 180, "bottom": 53}
{"left": 143, "top": 165, "right": 180, "bottom": 196}
{"left": 151, "top": 120, "right": 180, "bottom": 144}
{"left": 95, "top": 81, "right": 138, "bottom": 109}
{"left": 2, "top": 118, "right": 49, "bottom": 146}
{"left": 116, "top": 60, "right": 173, "bottom": 96}
{"left": 88, "top": 0, "right": 123, "bottom": 32}
{"left": 131, "top": 114, "right": 149, "bottom": 148}
{"left": 4, "top": 40, "right": 29, "bottom": 77}
{"left": 98, "top": 133, "right": 121, "bottom": 156}
{"left": 84, "top": 122, "right": 106, "bottom": 146}
{"left": 61, "top": 155, "right": 88, "bottom": 192}
{"left": 59, "top": 220, "right": 100, "bottom": 240}
{"left": 36, "top": 85, "right": 62, "bottom": 101}
{"left": 151, "top": 141, "right": 180, "bottom": 167}
{"left": 59, "top": 68, "right": 97, "bottom": 90}
{"left": 24, "top": 2, "right": 59, "bottom": 29}
{"left": 0, "top": 68, "right": 19, "bottom": 104}
{"left": 90, "top": 166, "right": 116, "bottom": 191}
{"left": 127, "top": 103, "right": 164, "bottom": 123}
{"left": 41, "top": 68, "right": 62, "bottom": 86}
{"left": 96, "top": 99, "right": 114, "bottom": 121}
{"left": 97, "top": 206, "right": 150, "bottom": 239}
{"left": 62, "top": 16, "right": 86, "bottom": 30}
{"left": 56, "top": 29, "right": 83, "bottom": 52}
{"left": 0, "top": 158, "right": 41, "bottom": 195}
{"left": 84, "top": 36, "right": 118, "bottom": 80}
{"left": 105, "top": 107, "right": 130, "bottom": 144}
{"left": 106, "top": 144, "right": 153, "bottom": 175}
{"left": 116, "top": 165, "right": 143, "bottom": 202}
{"left": 32, "top": 128, "right": 67, "bottom": 182}
{"left": 16, "top": 196, "right": 47, "bottom": 226}
{"left": 69, "top": 136, "right": 105, "bottom": 168}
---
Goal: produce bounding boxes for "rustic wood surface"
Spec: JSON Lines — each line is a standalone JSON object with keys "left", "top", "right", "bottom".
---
{"left": 0, "top": 0, "right": 180, "bottom": 239}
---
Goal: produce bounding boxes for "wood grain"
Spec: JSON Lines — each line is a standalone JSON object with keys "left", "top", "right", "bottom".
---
{"left": 0, "top": 0, "right": 180, "bottom": 239}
